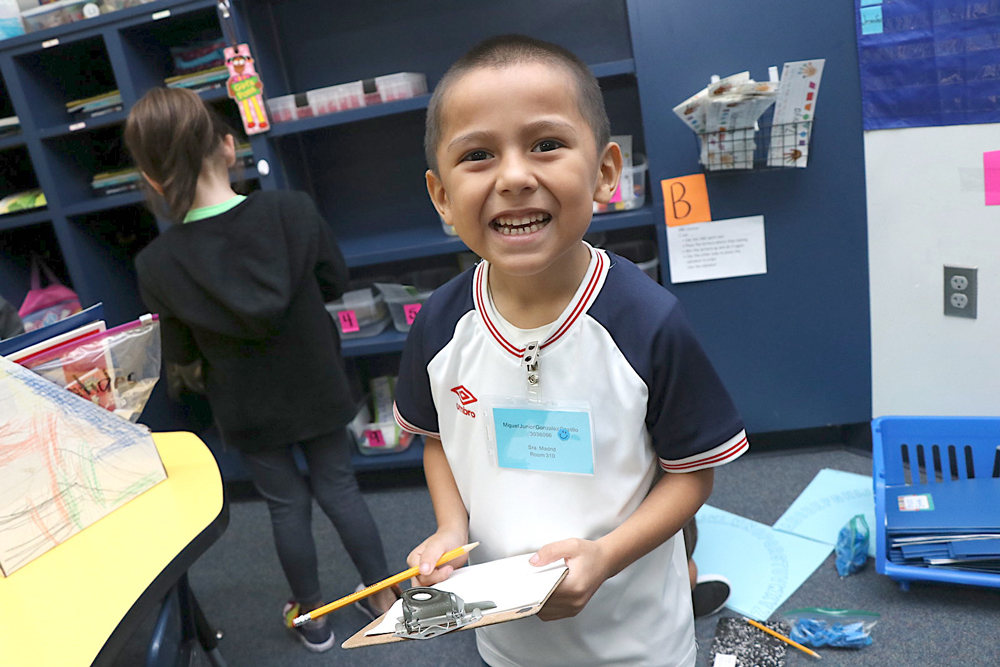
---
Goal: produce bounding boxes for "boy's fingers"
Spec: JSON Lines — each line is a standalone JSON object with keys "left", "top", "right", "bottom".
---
{"left": 530, "top": 539, "right": 576, "bottom": 567}
{"left": 419, "top": 542, "right": 449, "bottom": 575}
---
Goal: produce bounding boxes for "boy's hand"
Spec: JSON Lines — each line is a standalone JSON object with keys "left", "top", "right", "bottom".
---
{"left": 406, "top": 529, "right": 469, "bottom": 587}
{"left": 529, "top": 538, "right": 612, "bottom": 621}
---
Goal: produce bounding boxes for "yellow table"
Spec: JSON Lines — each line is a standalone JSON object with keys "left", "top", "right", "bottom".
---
{"left": 0, "top": 431, "right": 229, "bottom": 667}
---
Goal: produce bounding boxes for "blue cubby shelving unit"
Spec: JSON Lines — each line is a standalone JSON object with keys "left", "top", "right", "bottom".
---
{"left": 0, "top": 0, "right": 662, "bottom": 481}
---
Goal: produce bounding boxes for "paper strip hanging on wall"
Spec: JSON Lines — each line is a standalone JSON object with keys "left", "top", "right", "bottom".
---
{"left": 767, "top": 59, "right": 825, "bottom": 168}
{"left": 0, "top": 355, "right": 166, "bottom": 576}
{"left": 225, "top": 44, "right": 270, "bottom": 135}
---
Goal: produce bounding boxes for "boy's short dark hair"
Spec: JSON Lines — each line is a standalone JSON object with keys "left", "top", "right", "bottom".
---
{"left": 424, "top": 34, "right": 611, "bottom": 172}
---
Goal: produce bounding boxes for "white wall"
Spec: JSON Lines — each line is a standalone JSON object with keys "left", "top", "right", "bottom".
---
{"left": 866, "top": 124, "right": 1000, "bottom": 417}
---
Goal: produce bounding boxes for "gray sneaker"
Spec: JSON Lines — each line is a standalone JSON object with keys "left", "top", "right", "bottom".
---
{"left": 283, "top": 601, "right": 336, "bottom": 652}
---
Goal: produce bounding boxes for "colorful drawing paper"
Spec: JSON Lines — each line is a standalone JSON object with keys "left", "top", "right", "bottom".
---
{"left": 0, "top": 356, "right": 165, "bottom": 576}
{"left": 768, "top": 59, "right": 825, "bottom": 168}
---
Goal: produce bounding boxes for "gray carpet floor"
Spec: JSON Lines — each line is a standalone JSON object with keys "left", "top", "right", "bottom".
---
{"left": 112, "top": 445, "right": 1000, "bottom": 666}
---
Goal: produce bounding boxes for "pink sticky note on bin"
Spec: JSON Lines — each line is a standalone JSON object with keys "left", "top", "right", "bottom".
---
{"left": 985, "top": 151, "right": 1000, "bottom": 206}
{"left": 364, "top": 429, "right": 386, "bottom": 448}
{"left": 338, "top": 309, "right": 360, "bottom": 333}
{"left": 403, "top": 303, "right": 422, "bottom": 325}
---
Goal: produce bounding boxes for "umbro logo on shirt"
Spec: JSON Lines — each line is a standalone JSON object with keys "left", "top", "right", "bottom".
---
{"left": 451, "top": 385, "right": 477, "bottom": 405}
{"left": 451, "top": 385, "right": 477, "bottom": 418}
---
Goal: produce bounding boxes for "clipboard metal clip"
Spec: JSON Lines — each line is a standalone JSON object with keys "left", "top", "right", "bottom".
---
{"left": 392, "top": 588, "right": 496, "bottom": 640}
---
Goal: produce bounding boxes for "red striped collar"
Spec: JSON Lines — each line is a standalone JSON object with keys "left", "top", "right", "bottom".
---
{"left": 473, "top": 243, "right": 609, "bottom": 359}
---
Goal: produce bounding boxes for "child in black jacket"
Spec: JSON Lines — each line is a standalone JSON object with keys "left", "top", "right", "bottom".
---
{"left": 125, "top": 87, "right": 397, "bottom": 652}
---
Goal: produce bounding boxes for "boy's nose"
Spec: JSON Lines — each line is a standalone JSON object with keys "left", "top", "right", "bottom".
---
{"left": 495, "top": 154, "right": 538, "bottom": 195}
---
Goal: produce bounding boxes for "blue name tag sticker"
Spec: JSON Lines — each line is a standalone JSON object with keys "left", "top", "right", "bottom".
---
{"left": 492, "top": 406, "right": 594, "bottom": 475}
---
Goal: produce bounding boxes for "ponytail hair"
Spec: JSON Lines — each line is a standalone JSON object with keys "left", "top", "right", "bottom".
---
{"left": 124, "top": 88, "right": 233, "bottom": 224}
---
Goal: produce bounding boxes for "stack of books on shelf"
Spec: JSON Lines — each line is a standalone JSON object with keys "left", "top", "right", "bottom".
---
{"left": 91, "top": 167, "right": 140, "bottom": 197}
{"left": 165, "top": 65, "right": 229, "bottom": 94}
{"left": 886, "top": 478, "right": 1000, "bottom": 574}
{"left": 90, "top": 144, "right": 252, "bottom": 196}
{"left": 166, "top": 38, "right": 228, "bottom": 94}
{"left": 0, "top": 188, "right": 45, "bottom": 215}
{"left": 66, "top": 90, "right": 122, "bottom": 121}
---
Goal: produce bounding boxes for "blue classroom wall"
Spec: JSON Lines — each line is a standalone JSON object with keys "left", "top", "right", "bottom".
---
{"left": 628, "top": 0, "right": 872, "bottom": 433}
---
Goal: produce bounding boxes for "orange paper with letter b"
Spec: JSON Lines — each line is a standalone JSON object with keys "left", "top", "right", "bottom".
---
{"left": 661, "top": 174, "right": 711, "bottom": 227}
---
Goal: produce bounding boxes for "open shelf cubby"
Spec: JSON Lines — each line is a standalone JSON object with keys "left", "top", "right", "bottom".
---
{"left": 0, "top": 221, "right": 69, "bottom": 308}
{"left": 118, "top": 4, "right": 225, "bottom": 98}
{"left": 14, "top": 35, "right": 119, "bottom": 132}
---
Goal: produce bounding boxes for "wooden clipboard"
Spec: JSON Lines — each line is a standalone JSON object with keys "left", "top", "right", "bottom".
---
{"left": 342, "top": 568, "right": 567, "bottom": 649}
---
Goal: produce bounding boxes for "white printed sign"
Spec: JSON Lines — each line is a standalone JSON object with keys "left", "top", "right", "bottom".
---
{"left": 667, "top": 215, "right": 767, "bottom": 284}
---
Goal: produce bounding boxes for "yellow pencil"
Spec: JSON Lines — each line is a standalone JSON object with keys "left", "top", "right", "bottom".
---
{"left": 745, "top": 617, "right": 822, "bottom": 660}
{"left": 292, "top": 542, "right": 480, "bottom": 627}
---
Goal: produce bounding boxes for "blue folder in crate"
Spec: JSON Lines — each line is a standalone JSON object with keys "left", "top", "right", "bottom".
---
{"left": 885, "top": 478, "right": 1000, "bottom": 571}
{"left": 873, "top": 415, "right": 1000, "bottom": 590}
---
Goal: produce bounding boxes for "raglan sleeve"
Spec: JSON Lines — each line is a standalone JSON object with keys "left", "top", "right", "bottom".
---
{"left": 647, "top": 302, "right": 748, "bottom": 473}
{"left": 393, "top": 308, "right": 440, "bottom": 439}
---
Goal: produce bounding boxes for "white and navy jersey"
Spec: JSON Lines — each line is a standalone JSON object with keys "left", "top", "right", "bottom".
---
{"left": 395, "top": 244, "right": 747, "bottom": 667}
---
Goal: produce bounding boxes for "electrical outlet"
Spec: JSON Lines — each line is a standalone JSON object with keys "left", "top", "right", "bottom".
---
{"left": 944, "top": 266, "right": 977, "bottom": 319}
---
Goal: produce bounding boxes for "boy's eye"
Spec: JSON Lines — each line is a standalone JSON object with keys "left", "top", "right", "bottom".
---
{"left": 533, "top": 140, "right": 563, "bottom": 153}
{"left": 461, "top": 150, "right": 492, "bottom": 162}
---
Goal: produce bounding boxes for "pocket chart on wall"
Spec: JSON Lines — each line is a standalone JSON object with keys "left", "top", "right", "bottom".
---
{"left": 0, "top": 355, "right": 166, "bottom": 576}
{"left": 856, "top": 0, "right": 1000, "bottom": 130}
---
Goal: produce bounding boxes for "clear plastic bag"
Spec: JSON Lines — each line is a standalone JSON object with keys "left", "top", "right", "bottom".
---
{"left": 783, "top": 608, "right": 880, "bottom": 648}
{"left": 17, "top": 314, "right": 161, "bottom": 423}
{"left": 835, "top": 513, "right": 870, "bottom": 576}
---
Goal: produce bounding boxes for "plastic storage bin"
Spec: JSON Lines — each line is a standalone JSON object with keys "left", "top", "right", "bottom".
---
{"left": 307, "top": 81, "right": 365, "bottom": 115}
{"left": 604, "top": 239, "right": 658, "bottom": 282}
{"left": 374, "top": 72, "right": 428, "bottom": 103}
{"left": 872, "top": 415, "right": 1000, "bottom": 591}
{"left": 0, "top": 0, "right": 25, "bottom": 39}
{"left": 353, "top": 422, "right": 413, "bottom": 455}
{"left": 376, "top": 267, "right": 458, "bottom": 333}
{"left": 21, "top": 0, "right": 88, "bottom": 32}
{"left": 376, "top": 283, "right": 431, "bottom": 333}
{"left": 594, "top": 153, "right": 647, "bottom": 214}
{"left": 324, "top": 288, "right": 390, "bottom": 339}
{"left": 347, "top": 383, "right": 413, "bottom": 456}
{"left": 265, "top": 94, "right": 298, "bottom": 123}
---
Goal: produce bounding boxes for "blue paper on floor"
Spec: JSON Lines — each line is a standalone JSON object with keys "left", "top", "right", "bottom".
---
{"left": 692, "top": 505, "right": 833, "bottom": 621}
{"left": 772, "top": 468, "right": 877, "bottom": 557}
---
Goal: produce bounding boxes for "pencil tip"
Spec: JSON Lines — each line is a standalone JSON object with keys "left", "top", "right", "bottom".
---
{"left": 466, "top": 541, "right": 481, "bottom": 550}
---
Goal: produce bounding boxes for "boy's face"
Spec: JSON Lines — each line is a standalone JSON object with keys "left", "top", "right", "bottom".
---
{"left": 427, "top": 62, "right": 621, "bottom": 280}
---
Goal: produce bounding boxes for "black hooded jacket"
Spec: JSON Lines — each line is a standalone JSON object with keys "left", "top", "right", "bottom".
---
{"left": 135, "top": 190, "right": 355, "bottom": 452}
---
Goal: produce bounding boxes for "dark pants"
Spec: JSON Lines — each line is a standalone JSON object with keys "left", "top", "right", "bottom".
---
{"left": 242, "top": 428, "right": 390, "bottom": 607}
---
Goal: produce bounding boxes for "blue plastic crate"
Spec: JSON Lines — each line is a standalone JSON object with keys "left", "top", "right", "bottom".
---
{"left": 872, "top": 416, "right": 1000, "bottom": 591}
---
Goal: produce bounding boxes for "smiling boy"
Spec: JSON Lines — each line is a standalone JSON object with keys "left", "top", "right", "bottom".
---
{"left": 393, "top": 35, "right": 748, "bottom": 666}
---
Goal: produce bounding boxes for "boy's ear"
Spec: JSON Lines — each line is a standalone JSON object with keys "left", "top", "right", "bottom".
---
{"left": 426, "top": 169, "right": 453, "bottom": 226}
{"left": 593, "top": 142, "right": 624, "bottom": 205}
{"left": 141, "top": 171, "right": 165, "bottom": 196}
